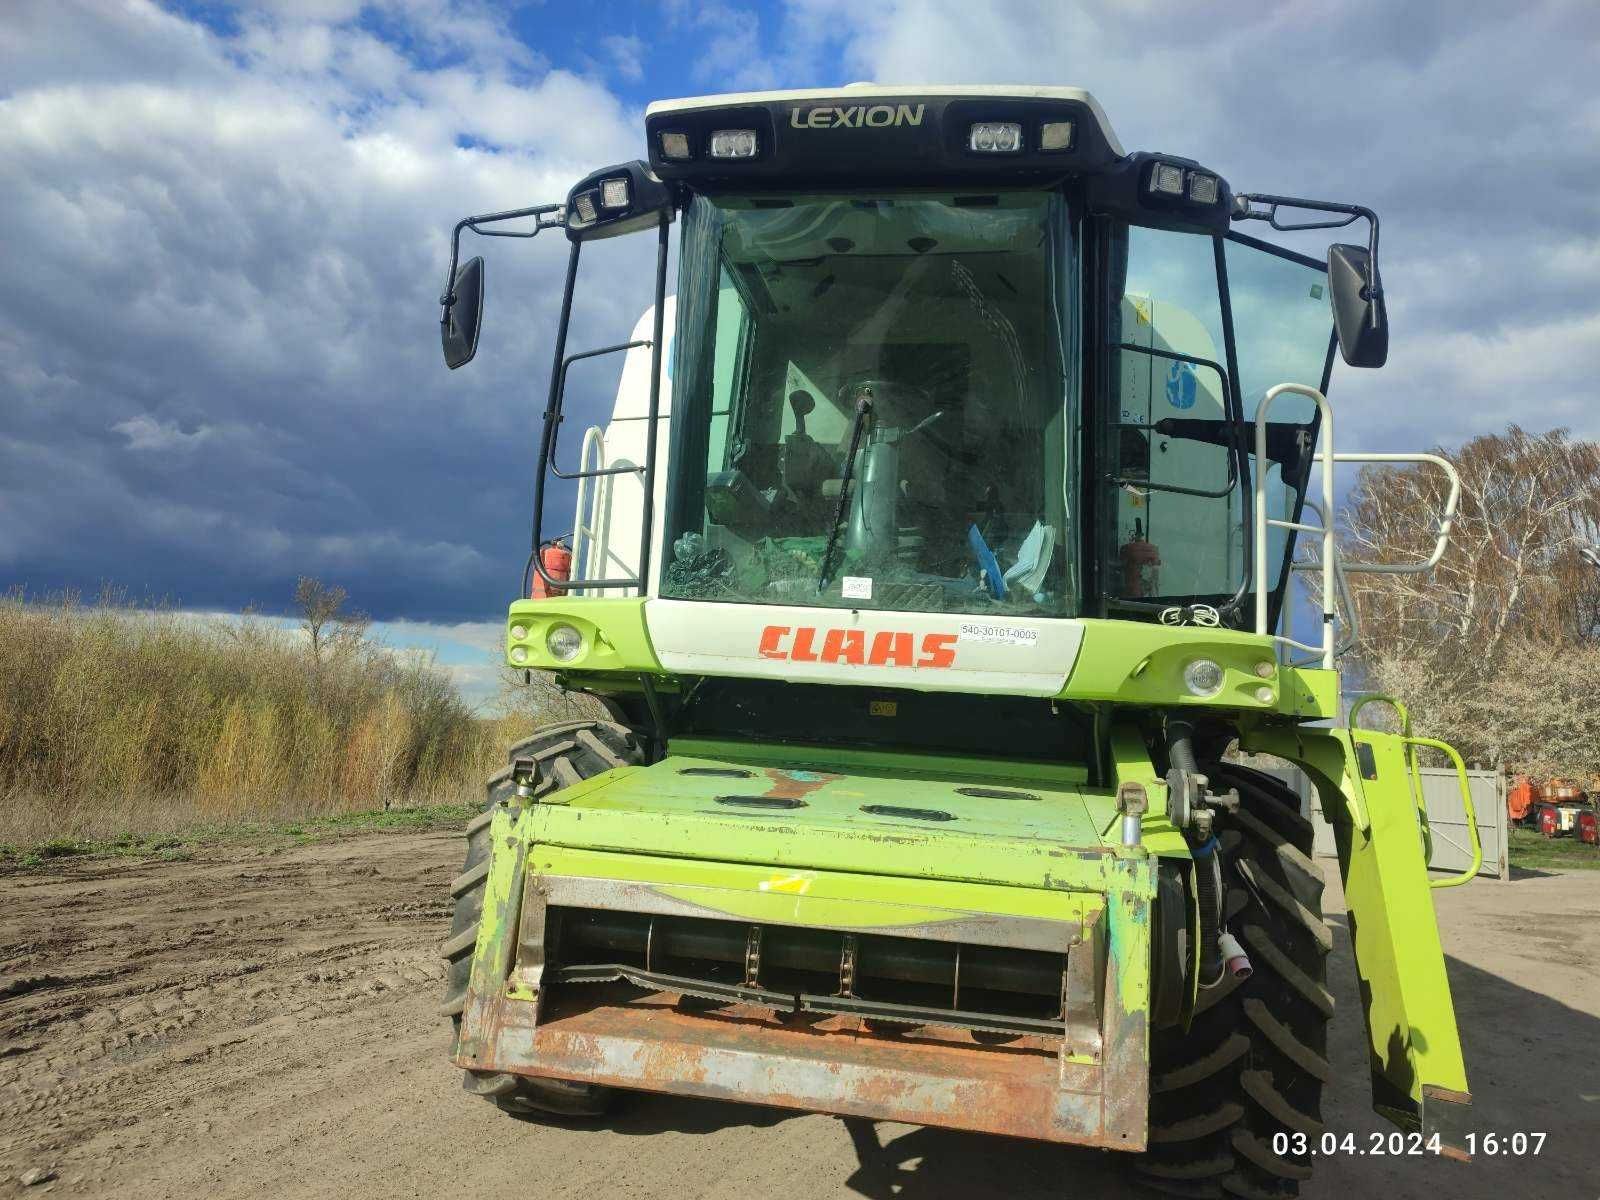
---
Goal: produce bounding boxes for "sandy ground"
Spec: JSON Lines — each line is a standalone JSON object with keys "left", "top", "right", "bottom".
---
{"left": 1, "top": 830, "right": 1596, "bottom": 1200}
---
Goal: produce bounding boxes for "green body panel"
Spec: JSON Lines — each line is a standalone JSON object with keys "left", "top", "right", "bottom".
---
{"left": 507, "top": 596, "right": 662, "bottom": 674}
{"left": 529, "top": 844, "right": 1103, "bottom": 929}
{"left": 502, "top": 599, "right": 1337, "bottom": 719}
{"left": 524, "top": 739, "right": 1143, "bottom": 892}
{"left": 1244, "top": 724, "right": 1470, "bottom": 1123}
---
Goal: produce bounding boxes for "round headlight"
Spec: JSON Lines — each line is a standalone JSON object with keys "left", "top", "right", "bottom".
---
{"left": 509, "top": 645, "right": 528, "bottom": 665}
{"left": 1183, "top": 658, "right": 1225, "bottom": 698}
{"left": 546, "top": 624, "right": 583, "bottom": 662}
{"left": 510, "top": 623, "right": 529, "bottom": 641}
{"left": 1255, "top": 686, "right": 1276, "bottom": 705}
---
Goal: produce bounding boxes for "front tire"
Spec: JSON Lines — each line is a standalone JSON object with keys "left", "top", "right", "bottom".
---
{"left": 1138, "top": 762, "right": 1333, "bottom": 1199}
{"left": 439, "top": 719, "right": 643, "bottom": 1118}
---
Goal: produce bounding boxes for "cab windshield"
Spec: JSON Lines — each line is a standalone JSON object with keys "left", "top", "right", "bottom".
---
{"left": 662, "top": 190, "right": 1078, "bottom": 617}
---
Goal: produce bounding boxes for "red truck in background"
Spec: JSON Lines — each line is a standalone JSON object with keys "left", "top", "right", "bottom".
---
{"left": 1509, "top": 776, "right": 1599, "bottom": 843}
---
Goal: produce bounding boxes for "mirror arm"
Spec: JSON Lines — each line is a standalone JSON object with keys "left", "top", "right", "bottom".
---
{"left": 439, "top": 202, "right": 565, "bottom": 323}
{"left": 1232, "top": 192, "right": 1382, "bottom": 331}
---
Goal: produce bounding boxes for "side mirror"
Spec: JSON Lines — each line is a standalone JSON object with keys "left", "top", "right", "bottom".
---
{"left": 441, "top": 255, "right": 484, "bottom": 370}
{"left": 1327, "top": 243, "right": 1387, "bottom": 368}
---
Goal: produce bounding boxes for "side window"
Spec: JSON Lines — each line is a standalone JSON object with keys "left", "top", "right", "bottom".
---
{"left": 1108, "top": 227, "right": 1243, "bottom": 602}
{"left": 706, "top": 265, "right": 752, "bottom": 470}
{"left": 1223, "top": 237, "right": 1334, "bottom": 590}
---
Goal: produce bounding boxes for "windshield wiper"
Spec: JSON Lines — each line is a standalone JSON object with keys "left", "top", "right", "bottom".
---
{"left": 817, "top": 389, "right": 874, "bottom": 592}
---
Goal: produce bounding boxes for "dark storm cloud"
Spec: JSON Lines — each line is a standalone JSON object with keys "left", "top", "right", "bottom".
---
{"left": 0, "top": 0, "right": 659, "bottom": 621}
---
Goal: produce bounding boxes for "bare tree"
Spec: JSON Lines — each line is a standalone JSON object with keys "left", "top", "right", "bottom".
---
{"left": 294, "top": 576, "right": 369, "bottom": 664}
{"left": 1331, "top": 426, "right": 1600, "bottom": 767}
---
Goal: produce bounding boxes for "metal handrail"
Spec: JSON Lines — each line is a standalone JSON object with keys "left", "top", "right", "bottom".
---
{"left": 1311, "top": 451, "right": 1460, "bottom": 574}
{"left": 1254, "top": 384, "right": 1461, "bottom": 668}
{"left": 1254, "top": 384, "right": 1335, "bottom": 665}
{"left": 1286, "top": 499, "right": 1359, "bottom": 666}
{"left": 570, "top": 425, "right": 607, "bottom": 595}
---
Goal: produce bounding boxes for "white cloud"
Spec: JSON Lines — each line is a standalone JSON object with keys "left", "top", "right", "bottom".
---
{"left": 600, "top": 33, "right": 646, "bottom": 83}
{"left": 112, "top": 414, "right": 213, "bottom": 452}
{"left": 0, "top": 0, "right": 659, "bottom": 621}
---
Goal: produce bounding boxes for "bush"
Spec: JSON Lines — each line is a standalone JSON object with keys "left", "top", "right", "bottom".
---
{"left": 0, "top": 591, "right": 538, "bottom": 840}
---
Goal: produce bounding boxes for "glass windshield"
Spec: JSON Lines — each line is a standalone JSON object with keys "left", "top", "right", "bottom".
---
{"left": 663, "top": 190, "right": 1077, "bottom": 616}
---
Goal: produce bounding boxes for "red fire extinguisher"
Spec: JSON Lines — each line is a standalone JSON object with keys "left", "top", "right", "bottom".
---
{"left": 1120, "top": 518, "right": 1161, "bottom": 598}
{"left": 531, "top": 539, "right": 571, "bottom": 599}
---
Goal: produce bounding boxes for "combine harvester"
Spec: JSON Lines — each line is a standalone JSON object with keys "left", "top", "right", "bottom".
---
{"left": 436, "top": 85, "right": 1479, "bottom": 1196}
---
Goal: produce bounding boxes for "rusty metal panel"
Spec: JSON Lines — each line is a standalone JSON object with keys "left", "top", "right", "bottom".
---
{"left": 465, "top": 989, "right": 1135, "bottom": 1149}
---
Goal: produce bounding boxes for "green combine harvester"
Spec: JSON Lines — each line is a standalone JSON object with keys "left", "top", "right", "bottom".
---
{"left": 436, "top": 85, "right": 1480, "bottom": 1197}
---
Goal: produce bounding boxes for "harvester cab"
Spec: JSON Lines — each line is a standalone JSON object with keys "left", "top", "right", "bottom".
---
{"left": 437, "top": 85, "right": 1476, "bottom": 1194}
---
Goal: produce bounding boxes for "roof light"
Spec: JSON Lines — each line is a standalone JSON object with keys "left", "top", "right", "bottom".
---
{"left": 659, "top": 130, "right": 691, "bottom": 160}
{"left": 1188, "top": 172, "right": 1220, "bottom": 205}
{"left": 969, "top": 121, "right": 1022, "bottom": 153}
{"left": 600, "top": 177, "right": 630, "bottom": 210}
{"left": 1039, "top": 120, "right": 1074, "bottom": 151}
{"left": 569, "top": 190, "right": 597, "bottom": 227}
{"left": 708, "top": 129, "right": 758, "bottom": 159}
{"left": 1149, "top": 162, "right": 1185, "bottom": 196}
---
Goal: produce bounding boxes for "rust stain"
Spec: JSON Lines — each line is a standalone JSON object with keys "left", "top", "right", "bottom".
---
{"left": 463, "top": 984, "right": 1129, "bottom": 1148}
{"left": 759, "top": 767, "right": 841, "bottom": 802}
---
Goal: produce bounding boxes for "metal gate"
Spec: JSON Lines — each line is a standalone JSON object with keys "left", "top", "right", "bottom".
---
{"left": 1248, "top": 762, "right": 1507, "bottom": 882}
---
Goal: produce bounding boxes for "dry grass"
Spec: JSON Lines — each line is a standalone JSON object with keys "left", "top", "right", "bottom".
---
{"left": 0, "top": 593, "right": 562, "bottom": 842}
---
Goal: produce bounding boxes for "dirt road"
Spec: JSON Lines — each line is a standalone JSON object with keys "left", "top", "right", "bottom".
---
{"left": 2, "top": 829, "right": 1596, "bottom": 1199}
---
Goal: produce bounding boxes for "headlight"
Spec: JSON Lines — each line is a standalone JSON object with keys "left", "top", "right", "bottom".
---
{"left": 509, "top": 645, "right": 528, "bottom": 665}
{"left": 509, "top": 624, "right": 529, "bottom": 641}
{"left": 1182, "top": 658, "right": 1225, "bottom": 698}
{"left": 546, "top": 624, "right": 583, "bottom": 662}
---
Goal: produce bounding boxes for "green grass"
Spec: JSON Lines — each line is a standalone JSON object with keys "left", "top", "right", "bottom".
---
{"left": 1508, "top": 826, "right": 1600, "bottom": 872}
{"left": 0, "top": 802, "right": 476, "bottom": 870}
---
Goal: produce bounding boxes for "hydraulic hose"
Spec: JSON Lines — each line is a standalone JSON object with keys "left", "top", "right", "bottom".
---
{"left": 1192, "top": 836, "right": 1225, "bottom": 986}
{"left": 1167, "top": 715, "right": 1223, "bottom": 985}
{"left": 1167, "top": 715, "right": 1199, "bottom": 776}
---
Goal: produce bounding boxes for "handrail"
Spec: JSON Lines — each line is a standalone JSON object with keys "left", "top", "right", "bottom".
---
{"left": 1349, "top": 694, "right": 1484, "bottom": 886}
{"left": 1406, "top": 735, "right": 1483, "bottom": 888}
{"left": 1255, "top": 384, "right": 1335, "bottom": 665}
{"left": 570, "top": 425, "right": 608, "bottom": 595}
{"left": 1286, "top": 498, "right": 1359, "bottom": 666}
{"left": 1311, "top": 451, "right": 1460, "bottom": 574}
{"left": 1254, "top": 384, "right": 1461, "bottom": 668}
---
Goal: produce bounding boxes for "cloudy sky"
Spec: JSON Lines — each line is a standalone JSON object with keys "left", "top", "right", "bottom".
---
{"left": 3, "top": 0, "right": 1597, "bottom": 699}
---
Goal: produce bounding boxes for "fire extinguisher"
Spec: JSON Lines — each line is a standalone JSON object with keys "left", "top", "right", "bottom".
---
{"left": 1120, "top": 518, "right": 1161, "bottom": 598}
{"left": 531, "top": 538, "right": 571, "bottom": 599}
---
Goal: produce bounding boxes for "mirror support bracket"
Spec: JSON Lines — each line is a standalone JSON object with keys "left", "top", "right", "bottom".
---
{"left": 439, "top": 202, "right": 566, "bottom": 326}
{"left": 1229, "top": 193, "right": 1381, "bottom": 323}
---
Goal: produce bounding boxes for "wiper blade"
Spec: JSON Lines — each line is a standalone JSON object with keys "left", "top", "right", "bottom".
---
{"left": 817, "top": 390, "right": 874, "bottom": 592}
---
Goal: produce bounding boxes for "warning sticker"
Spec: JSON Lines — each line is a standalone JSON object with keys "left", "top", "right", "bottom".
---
{"left": 958, "top": 622, "right": 1039, "bottom": 647}
{"left": 841, "top": 576, "right": 873, "bottom": 600}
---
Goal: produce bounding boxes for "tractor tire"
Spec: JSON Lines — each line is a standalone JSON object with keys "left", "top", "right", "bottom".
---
{"left": 1137, "top": 762, "right": 1332, "bottom": 1199}
{"left": 440, "top": 719, "right": 644, "bottom": 1119}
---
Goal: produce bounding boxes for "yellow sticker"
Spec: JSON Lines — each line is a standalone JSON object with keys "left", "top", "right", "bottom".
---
{"left": 1133, "top": 296, "right": 1151, "bottom": 325}
{"left": 758, "top": 874, "right": 813, "bottom": 895}
{"left": 869, "top": 700, "right": 898, "bottom": 717}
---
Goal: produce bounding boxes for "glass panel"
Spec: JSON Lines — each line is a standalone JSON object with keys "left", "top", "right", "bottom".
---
{"left": 1106, "top": 226, "right": 1243, "bottom": 602}
{"left": 1224, "top": 237, "right": 1333, "bottom": 590}
{"left": 664, "top": 191, "right": 1077, "bottom": 616}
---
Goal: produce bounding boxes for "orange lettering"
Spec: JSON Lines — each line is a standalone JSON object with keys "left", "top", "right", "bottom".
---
{"left": 867, "top": 631, "right": 914, "bottom": 667}
{"left": 791, "top": 627, "right": 819, "bottom": 662}
{"left": 758, "top": 626, "right": 790, "bottom": 659}
{"left": 918, "top": 633, "right": 958, "bottom": 668}
{"left": 820, "top": 628, "right": 866, "bottom": 665}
